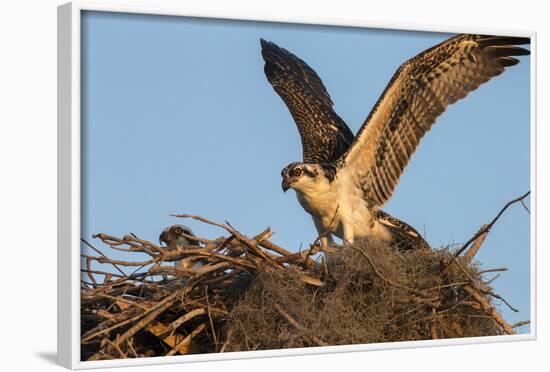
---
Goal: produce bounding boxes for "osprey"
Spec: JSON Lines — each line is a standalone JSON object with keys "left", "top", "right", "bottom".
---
{"left": 260, "top": 34, "right": 529, "bottom": 250}
{"left": 159, "top": 224, "right": 201, "bottom": 269}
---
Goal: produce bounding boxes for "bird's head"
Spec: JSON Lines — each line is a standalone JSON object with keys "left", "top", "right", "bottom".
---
{"left": 159, "top": 224, "right": 199, "bottom": 250}
{"left": 281, "top": 162, "right": 326, "bottom": 193}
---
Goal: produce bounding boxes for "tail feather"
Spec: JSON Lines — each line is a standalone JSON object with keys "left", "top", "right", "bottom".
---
{"left": 375, "top": 210, "right": 430, "bottom": 251}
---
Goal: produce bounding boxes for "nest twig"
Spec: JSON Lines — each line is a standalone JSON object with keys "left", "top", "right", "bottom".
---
{"left": 81, "top": 218, "right": 326, "bottom": 360}
{"left": 81, "top": 193, "right": 529, "bottom": 360}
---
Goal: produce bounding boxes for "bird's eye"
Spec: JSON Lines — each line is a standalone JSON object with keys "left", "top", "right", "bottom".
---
{"left": 292, "top": 168, "right": 302, "bottom": 177}
{"left": 174, "top": 227, "right": 183, "bottom": 234}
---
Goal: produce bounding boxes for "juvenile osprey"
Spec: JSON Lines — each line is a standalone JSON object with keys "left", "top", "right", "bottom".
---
{"left": 260, "top": 34, "right": 529, "bottom": 250}
{"left": 159, "top": 224, "right": 201, "bottom": 269}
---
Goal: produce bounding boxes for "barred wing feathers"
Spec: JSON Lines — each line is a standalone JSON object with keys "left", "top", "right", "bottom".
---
{"left": 261, "top": 39, "right": 355, "bottom": 164}
{"left": 338, "top": 34, "right": 530, "bottom": 207}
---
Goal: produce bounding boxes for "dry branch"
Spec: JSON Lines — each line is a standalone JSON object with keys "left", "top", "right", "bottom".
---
{"left": 81, "top": 216, "right": 329, "bottom": 360}
{"left": 81, "top": 209, "right": 526, "bottom": 360}
{"left": 463, "top": 285, "right": 515, "bottom": 335}
{"left": 463, "top": 228, "right": 489, "bottom": 261}
{"left": 455, "top": 191, "right": 530, "bottom": 258}
{"left": 274, "top": 304, "right": 328, "bottom": 347}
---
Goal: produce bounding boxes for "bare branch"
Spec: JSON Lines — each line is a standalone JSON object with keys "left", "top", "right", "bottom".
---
{"left": 81, "top": 211, "right": 525, "bottom": 360}
{"left": 455, "top": 191, "right": 530, "bottom": 257}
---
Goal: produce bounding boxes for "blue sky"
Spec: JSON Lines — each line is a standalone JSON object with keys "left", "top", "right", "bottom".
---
{"left": 81, "top": 11, "right": 531, "bottom": 332}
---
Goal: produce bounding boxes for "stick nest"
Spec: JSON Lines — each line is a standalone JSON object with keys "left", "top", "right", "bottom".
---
{"left": 81, "top": 215, "right": 524, "bottom": 361}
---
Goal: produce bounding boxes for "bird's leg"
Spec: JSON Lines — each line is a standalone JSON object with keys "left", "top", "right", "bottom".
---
{"left": 313, "top": 217, "right": 334, "bottom": 249}
{"left": 319, "top": 234, "right": 334, "bottom": 249}
{"left": 343, "top": 223, "right": 354, "bottom": 246}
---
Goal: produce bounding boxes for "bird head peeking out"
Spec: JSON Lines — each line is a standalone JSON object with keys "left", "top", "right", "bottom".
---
{"left": 159, "top": 224, "right": 199, "bottom": 252}
{"left": 281, "top": 162, "right": 328, "bottom": 194}
{"left": 159, "top": 224, "right": 202, "bottom": 285}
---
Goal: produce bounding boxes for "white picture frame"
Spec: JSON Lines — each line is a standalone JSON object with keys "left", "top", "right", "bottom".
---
{"left": 58, "top": 1, "right": 537, "bottom": 369}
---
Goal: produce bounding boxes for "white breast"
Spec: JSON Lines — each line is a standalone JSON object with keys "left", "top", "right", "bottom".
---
{"left": 294, "top": 171, "right": 391, "bottom": 242}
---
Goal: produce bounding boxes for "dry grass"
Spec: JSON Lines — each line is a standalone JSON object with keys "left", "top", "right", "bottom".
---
{"left": 224, "top": 240, "right": 502, "bottom": 351}
{"left": 80, "top": 211, "right": 526, "bottom": 360}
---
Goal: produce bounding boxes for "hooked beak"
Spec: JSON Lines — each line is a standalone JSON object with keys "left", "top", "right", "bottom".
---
{"left": 282, "top": 178, "right": 292, "bottom": 193}
{"left": 159, "top": 231, "right": 168, "bottom": 246}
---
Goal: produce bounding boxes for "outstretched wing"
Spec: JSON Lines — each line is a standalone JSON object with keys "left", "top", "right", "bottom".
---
{"left": 261, "top": 39, "right": 355, "bottom": 164}
{"left": 337, "top": 34, "right": 530, "bottom": 207}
